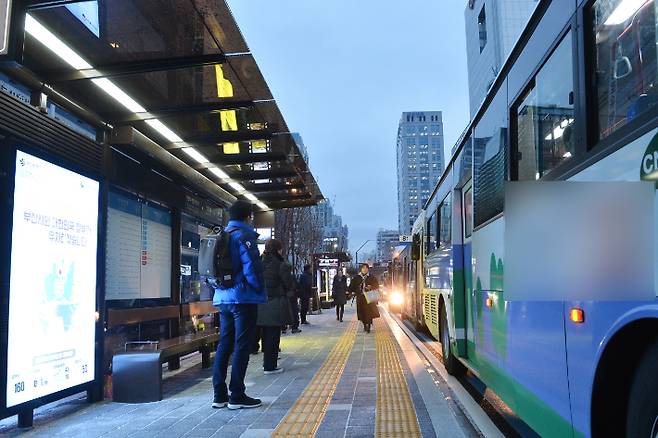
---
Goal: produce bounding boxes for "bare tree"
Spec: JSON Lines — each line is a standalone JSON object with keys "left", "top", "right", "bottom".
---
{"left": 275, "top": 206, "right": 323, "bottom": 273}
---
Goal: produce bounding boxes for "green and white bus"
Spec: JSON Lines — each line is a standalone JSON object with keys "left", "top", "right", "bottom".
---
{"left": 400, "top": 0, "right": 658, "bottom": 436}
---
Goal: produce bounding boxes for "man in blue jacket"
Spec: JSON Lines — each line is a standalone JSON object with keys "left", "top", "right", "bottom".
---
{"left": 212, "top": 200, "right": 266, "bottom": 410}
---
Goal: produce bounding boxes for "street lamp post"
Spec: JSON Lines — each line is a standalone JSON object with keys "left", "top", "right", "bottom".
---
{"left": 355, "top": 239, "right": 372, "bottom": 268}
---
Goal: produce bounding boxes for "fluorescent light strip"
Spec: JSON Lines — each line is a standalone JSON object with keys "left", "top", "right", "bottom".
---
{"left": 91, "top": 78, "right": 146, "bottom": 113}
{"left": 25, "top": 15, "right": 92, "bottom": 69}
{"left": 25, "top": 15, "right": 146, "bottom": 113}
{"left": 209, "top": 167, "right": 229, "bottom": 179}
{"left": 145, "top": 119, "right": 183, "bottom": 143}
{"left": 182, "top": 147, "right": 209, "bottom": 164}
{"left": 244, "top": 193, "right": 258, "bottom": 201}
{"left": 256, "top": 202, "right": 270, "bottom": 210}
{"left": 229, "top": 181, "right": 245, "bottom": 193}
{"left": 26, "top": 15, "right": 245, "bottom": 206}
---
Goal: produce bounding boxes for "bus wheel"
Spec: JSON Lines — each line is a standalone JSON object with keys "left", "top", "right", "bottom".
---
{"left": 439, "top": 304, "right": 465, "bottom": 376}
{"left": 626, "top": 340, "right": 658, "bottom": 438}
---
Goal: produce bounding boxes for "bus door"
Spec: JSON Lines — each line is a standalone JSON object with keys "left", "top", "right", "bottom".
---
{"left": 456, "top": 181, "right": 473, "bottom": 358}
{"left": 410, "top": 234, "right": 423, "bottom": 329}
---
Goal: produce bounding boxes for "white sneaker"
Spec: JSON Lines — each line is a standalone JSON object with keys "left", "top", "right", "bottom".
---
{"left": 264, "top": 368, "right": 284, "bottom": 375}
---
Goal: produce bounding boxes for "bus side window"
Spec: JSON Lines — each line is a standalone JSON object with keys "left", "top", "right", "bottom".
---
{"left": 514, "top": 31, "right": 574, "bottom": 180}
{"left": 439, "top": 193, "right": 452, "bottom": 247}
{"left": 473, "top": 86, "right": 507, "bottom": 226}
{"left": 464, "top": 186, "right": 473, "bottom": 238}
{"left": 412, "top": 233, "right": 421, "bottom": 260}
{"left": 426, "top": 209, "right": 438, "bottom": 254}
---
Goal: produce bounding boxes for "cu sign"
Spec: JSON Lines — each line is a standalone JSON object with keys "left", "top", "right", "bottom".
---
{"left": 641, "top": 132, "right": 658, "bottom": 182}
{"left": 0, "top": 0, "right": 11, "bottom": 56}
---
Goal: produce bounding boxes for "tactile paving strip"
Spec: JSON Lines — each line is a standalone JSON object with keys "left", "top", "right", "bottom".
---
{"left": 271, "top": 319, "right": 358, "bottom": 437}
{"left": 374, "top": 317, "right": 422, "bottom": 438}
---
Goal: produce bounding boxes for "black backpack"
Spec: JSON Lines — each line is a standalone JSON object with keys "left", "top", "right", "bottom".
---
{"left": 199, "top": 228, "right": 238, "bottom": 289}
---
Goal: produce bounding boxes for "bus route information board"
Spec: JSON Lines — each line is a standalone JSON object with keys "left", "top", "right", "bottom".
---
{"left": 105, "top": 191, "right": 171, "bottom": 300}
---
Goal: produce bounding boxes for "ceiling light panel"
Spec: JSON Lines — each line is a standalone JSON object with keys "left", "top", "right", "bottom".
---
{"left": 182, "top": 147, "right": 209, "bottom": 163}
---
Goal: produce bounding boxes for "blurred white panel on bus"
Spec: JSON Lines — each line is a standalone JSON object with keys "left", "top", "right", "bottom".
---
{"left": 504, "top": 181, "right": 654, "bottom": 301}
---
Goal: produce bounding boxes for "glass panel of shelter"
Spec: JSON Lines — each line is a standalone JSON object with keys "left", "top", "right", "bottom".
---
{"left": 180, "top": 215, "right": 214, "bottom": 304}
{"left": 27, "top": 0, "right": 223, "bottom": 67}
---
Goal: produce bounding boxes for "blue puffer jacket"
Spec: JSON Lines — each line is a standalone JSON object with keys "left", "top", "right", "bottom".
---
{"left": 212, "top": 220, "right": 267, "bottom": 305}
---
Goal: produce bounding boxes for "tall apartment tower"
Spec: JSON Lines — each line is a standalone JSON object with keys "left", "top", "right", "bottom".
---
{"left": 316, "top": 200, "right": 349, "bottom": 253}
{"left": 376, "top": 229, "right": 400, "bottom": 263}
{"left": 397, "top": 111, "right": 444, "bottom": 235}
{"left": 465, "top": 0, "right": 539, "bottom": 116}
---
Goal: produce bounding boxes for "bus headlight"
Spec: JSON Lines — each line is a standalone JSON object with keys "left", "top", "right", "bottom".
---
{"left": 390, "top": 291, "right": 404, "bottom": 306}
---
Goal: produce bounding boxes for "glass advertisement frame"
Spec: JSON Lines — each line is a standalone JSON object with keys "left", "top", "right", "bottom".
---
{"left": 0, "top": 139, "right": 103, "bottom": 420}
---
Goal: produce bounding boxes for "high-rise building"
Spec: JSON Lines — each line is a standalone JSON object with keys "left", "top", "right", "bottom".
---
{"left": 397, "top": 111, "right": 445, "bottom": 234}
{"left": 464, "top": 0, "right": 539, "bottom": 117}
{"left": 376, "top": 229, "right": 400, "bottom": 263}
{"left": 316, "top": 200, "right": 349, "bottom": 253}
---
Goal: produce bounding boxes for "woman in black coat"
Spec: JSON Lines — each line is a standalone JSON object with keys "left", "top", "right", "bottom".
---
{"left": 348, "top": 264, "right": 380, "bottom": 333}
{"left": 258, "top": 239, "right": 293, "bottom": 374}
{"left": 332, "top": 271, "right": 348, "bottom": 322}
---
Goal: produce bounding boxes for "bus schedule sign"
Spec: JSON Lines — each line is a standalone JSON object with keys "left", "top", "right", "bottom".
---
{"left": 0, "top": 0, "right": 11, "bottom": 56}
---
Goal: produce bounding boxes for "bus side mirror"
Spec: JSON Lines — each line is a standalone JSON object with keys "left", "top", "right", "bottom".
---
{"left": 411, "top": 234, "right": 420, "bottom": 261}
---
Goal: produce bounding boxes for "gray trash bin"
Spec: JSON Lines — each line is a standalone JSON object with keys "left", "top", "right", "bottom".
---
{"left": 112, "top": 351, "right": 162, "bottom": 403}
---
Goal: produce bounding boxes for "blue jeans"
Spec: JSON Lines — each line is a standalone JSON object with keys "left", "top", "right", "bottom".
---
{"left": 213, "top": 303, "right": 257, "bottom": 399}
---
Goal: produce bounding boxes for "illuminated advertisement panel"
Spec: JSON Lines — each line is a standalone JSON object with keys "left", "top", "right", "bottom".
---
{"left": 6, "top": 150, "right": 99, "bottom": 408}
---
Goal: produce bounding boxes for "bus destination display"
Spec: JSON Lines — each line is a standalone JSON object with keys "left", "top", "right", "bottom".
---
{"left": 6, "top": 151, "right": 99, "bottom": 408}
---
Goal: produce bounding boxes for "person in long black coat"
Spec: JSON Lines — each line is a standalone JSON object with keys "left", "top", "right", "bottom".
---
{"left": 257, "top": 239, "right": 293, "bottom": 374}
{"left": 332, "top": 271, "right": 348, "bottom": 322}
{"left": 297, "top": 265, "right": 313, "bottom": 324}
{"left": 348, "top": 264, "right": 380, "bottom": 333}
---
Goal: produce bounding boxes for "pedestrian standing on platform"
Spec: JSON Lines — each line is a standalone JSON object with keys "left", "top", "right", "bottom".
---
{"left": 288, "top": 275, "right": 302, "bottom": 333}
{"left": 298, "top": 264, "right": 313, "bottom": 324}
{"left": 332, "top": 271, "right": 348, "bottom": 322}
{"left": 212, "top": 200, "right": 265, "bottom": 410}
{"left": 258, "top": 238, "right": 293, "bottom": 374}
{"left": 349, "top": 263, "right": 380, "bottom": 333}
{"left": 252, "top": 327, "right": 262, "bottom": 355}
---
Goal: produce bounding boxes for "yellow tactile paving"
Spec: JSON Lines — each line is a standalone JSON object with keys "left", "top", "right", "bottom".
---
{"left": 271, "top": 319, "right": 358, "bottom": 437}
{"left": 374, "top": 316, "right": 422, "bottom": 438}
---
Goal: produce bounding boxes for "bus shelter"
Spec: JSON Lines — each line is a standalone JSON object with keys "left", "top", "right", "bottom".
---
{"left": 313, "top": 252, "right": 351, "bottom": 308}
{"left": 0, "top": 0, "right": 323, "bottom": 426}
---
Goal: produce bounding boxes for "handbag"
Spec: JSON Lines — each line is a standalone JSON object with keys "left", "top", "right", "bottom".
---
{"left": 364, "top": 289, "right": 381, "bottom": 304}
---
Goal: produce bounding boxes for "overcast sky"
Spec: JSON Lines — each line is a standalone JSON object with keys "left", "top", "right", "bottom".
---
{"left": 227, "top": 1, "right": 471, "bottom": 255}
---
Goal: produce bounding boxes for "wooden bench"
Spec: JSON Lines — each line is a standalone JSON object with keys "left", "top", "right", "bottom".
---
{"left": 112, "top": 331, "right": 219, "bottom": 403}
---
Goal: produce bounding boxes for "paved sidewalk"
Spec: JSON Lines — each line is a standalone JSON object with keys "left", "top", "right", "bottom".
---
{"left": 0, "top": 305, "right": 468, "bottom": 437}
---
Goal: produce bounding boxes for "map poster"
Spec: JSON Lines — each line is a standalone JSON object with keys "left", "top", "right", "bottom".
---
{"left": 6, "top": 151, "right": 99, "bottom": 408}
